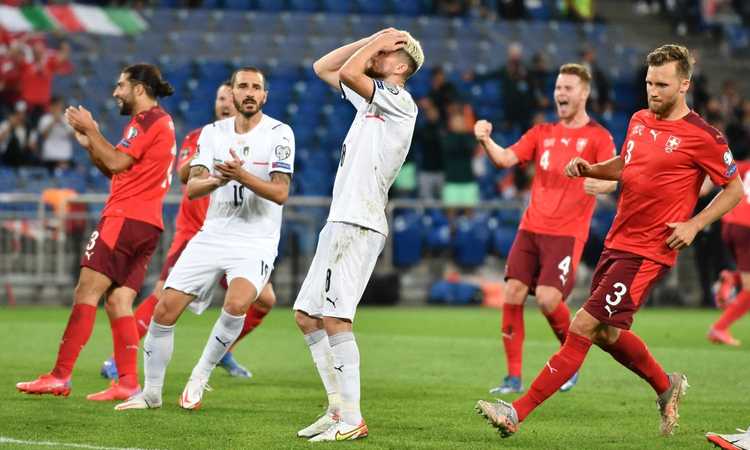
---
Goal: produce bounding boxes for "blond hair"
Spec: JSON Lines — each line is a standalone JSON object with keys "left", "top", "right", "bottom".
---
{"left": 647, "top": 44, "right": 694, "bottom": 79}
{"left": 400, "top": 31, "right": 424, "bottom": 78}
{"left": 559, "top": 63, "right": 592, "bottom": 84}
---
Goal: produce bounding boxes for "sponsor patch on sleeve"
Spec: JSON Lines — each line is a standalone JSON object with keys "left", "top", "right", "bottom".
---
{"left": 117, "top": 139, "right": 131, "bottom": 148}
{"left": 272, "top": 161, "right": 291, "bottom": 170}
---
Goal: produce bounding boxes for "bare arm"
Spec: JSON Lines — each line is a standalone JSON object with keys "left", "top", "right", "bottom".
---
{"left": 179, "top": 157, "right": 193, "bottom": 184}
{"left": 474, "top": 120, "right": 519, "bottom": 168}
{"left": 66, "top": 106, "right": 133, "bottom": 174}
{"left": 313, "top": 28, "right": 396, "bottom": 90}
{"left": 186, "top": 165, "right": 225, "bottom": 200}
{"left": 565, "top": 155, "right": 624, "bottom": 181}
{"left": 339, "top": 30, "right": 408, "bottom": 100}
{"left": 238, "top": 171, "right": 292, "bottom": 205}
{"left": 583, "top": 178, "right": 618, "bottom": 195}
{"left": 666, "top": 176, "right": 744, "bottom": 250}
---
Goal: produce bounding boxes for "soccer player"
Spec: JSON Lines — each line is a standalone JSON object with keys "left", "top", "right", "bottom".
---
{"left": 474, "top": 63, "right": 617, "bottom": 395}
{"left": 99, "top": 81, "right": 276, "bottom": 380}
{"left": 293, "top": 28, "right": 423, "bottom": 442}
{"left": 707, "top": 158, "right": 750, "bottom": 346}
{"left": 16, "top": 64, "right": 176, "bottom": 400}
{"left": 476, "top": 44, "right": 744, "bottom": 438}
{"left": 115, "top": 66, "right": 294, "bottom": 411}
{"left": 706, "top": 425, "right": 750, "bottom": 449}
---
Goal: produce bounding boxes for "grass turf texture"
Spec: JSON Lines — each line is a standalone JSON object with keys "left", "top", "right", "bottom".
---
{"left": 1, "top": 306, "right": 747, "bottom": 449}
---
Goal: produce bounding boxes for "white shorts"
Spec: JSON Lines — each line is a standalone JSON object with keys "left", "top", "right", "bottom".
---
{"left": 293, "top": 222, "right": 386, "bottom": 321}
{"left": 164, "top": 231, "right": 275, "bottom": 315}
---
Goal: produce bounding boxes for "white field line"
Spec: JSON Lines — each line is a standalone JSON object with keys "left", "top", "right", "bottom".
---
{"left": 0, "top": 436, "right": 164, "bottom": 450}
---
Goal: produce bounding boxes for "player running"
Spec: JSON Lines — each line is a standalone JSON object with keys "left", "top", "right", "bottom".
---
{"left": 115, "top": 67, "right": 294, "bottom": 411}
{"left": 16, "top": 64, "right": 176, "bottom": 400}
{"left": 476, "top": 44, "right": 743, "bottom": 438}
{"left": 99, "top": 81, "right": 276, "bottom": 381}
{"left": 293, "top": 28, "right": 423, "bottom": 442}
{"left": 707, "top": 158, "right": 750, "bottom": 346}
{"left": 474, "top": 63, "right": 617, "bottom": 395}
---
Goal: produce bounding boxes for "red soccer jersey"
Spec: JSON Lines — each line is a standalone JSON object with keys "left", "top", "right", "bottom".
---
{"left": 722, "top": 160, "right": 750, "bottom": 227}
{"left": 511, "top": 120, "right": 616, "bottom": 241}
{"left": 606, "top": 109, "right": 739, "bottom": 266}
{"left": 174, "top": 128, "right": 210, "bottom": 236}
{"left": 102, "top": 106, "right": 176, "bottom": 230}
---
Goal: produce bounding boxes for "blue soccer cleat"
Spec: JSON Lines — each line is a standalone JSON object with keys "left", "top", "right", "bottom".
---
{"left": 559, "top": 371, "right": 579, "bottom": 392}
{"left": 100, "top": 356, "right": 118, "bottom": 380}
{"left": 489, "top": 375, "right": 523, "bottom": 395}
{"left": 218, "top": 352, "right": 252, "bottom": 378}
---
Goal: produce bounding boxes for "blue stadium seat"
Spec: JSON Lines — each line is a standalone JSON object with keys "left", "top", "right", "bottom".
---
{"left": 423, "top": 209, "right": 450, "bottom": 252}
{"left": 224, "top": 0, "right": 255, "bottom": 10}
{"left": 452, "top": 215, "right": 490, "bottom": 268}
{"left": 321, "top": 0, "right": 354, "bottom": 13}
{"left": 289, "top": 0, "right": 320, "bottom": 12}
{"left": 392, "top": 210, "right": 423, "bottom": 267}
{"left": 492, "top": 225, "right": 517, "bottom": 257}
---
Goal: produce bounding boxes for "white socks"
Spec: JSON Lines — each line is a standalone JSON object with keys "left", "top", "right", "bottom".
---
{"left": 304, "top": 329, "right": 341, "bottom": 415}
{"left": 329, "top": 332, "right": 361, "bottom": 426}
{"left": 143, "top": 320, "right": 175, "bottom": 399}
{"left": 190, "top": 309, "right": 245, "bottom": 381}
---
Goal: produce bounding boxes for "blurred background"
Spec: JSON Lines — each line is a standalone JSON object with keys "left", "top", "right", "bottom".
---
{"left": 0, "top": 0, "right": 748, "bottom": 310}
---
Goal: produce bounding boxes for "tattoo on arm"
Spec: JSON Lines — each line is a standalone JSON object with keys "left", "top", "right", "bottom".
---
{"left": 189, "top": 165, "right": 208, "bottom": 180}
{"left": 270, "top": 172, "right": 292, "bottom": 186}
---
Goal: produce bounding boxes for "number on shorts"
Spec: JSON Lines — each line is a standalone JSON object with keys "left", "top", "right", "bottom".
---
{"left": 539, "top": 149, "right": 550, "bottom": 171}
{"left": 86, "top": 230, "right": 100, "bottom": 251}
{"left": 624, "top": 140, "right": 634, "bottom": 164}
{"left": 325, "top": 268, "right": 332, "bottom": 293}
{"left": 558, "top": 255, "right": 571, "bottom": 285}
{"left": 339, "top": 144, "right": 347, "bottom": 167}
{"left": 233, "top": 185, "right": 245, "bottom": 206}
{"left": 260, "top": 260, "right": 270, "bottom": 281}
{"left": 605, "top": 282, "right": 628, "bottom": 306}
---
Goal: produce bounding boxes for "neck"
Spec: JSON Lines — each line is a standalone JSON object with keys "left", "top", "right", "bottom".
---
{"left": 384, "top": 75, "right": 405, "bottom": 87}
{"left": 560, "top": 110, "right": 589, "bottom": 128}
{"left": 234, "top": 111, "right": 263, "bottom": 134}
{"left": 131, "top": 99, "right": 158, "bottom": 116}
{"left": 655, "top": 100, "right": 690, "bottom": 121}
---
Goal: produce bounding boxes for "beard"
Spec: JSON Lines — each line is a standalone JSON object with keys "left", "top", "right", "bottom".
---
{"left": 118, "top": 97, "right": 133, "bottom": 116}
{"left": 365, "top": 66, "right": 385, "bottom": 79}
{"left": 233, "top": 97, "right": 263, "bottom": 119}
{"left": 648, "top": 96, "right": 676, "bottom": 116}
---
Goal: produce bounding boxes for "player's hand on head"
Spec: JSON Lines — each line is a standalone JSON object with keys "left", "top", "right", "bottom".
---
{"left": 369, "top": 28, "right": 398, "bottom": 41}
{"left": 373, "top": 31, "right": 408, "bottom": 51}
{"left": 474, "top": 120, "right": 492, "bottom": 141}
{"left": 565, "top": 157, "right": 590, "bottom": 178}
{"left": 665, "top": 221, "right": 699, "bottom": 250}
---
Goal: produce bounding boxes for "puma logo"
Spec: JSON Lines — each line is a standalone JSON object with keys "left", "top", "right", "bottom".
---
{"left": 546, "top": 362, "right": 558, "bottom": 374}
{"left": 85, "top": 251, "right": 93, "bottom": 260}
{"left": 561, "top": 138, "right": 571, "bottom": 146}
{"left": 144, "top": 349, "right": 153, "bottom": 357}
{"left": 215, "top": 336, "right": 231, "bottom": 347}
{"left": 334, "top": 365, "right": 344, "bottom": 373}
{"left": 605, "top": 304, "right": 616, "bottom": 318}
{"left": 326, "top": 297, "right": 337, "bottom": 308}
{"left": 650, "top": 129, "right": 661, "bottom": 141}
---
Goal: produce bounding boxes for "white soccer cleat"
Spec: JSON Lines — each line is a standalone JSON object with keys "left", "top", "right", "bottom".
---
{"left": 308, "top": 419, "right": 368, "bottom": 442}
{"left": 114, "top": 392, "right": 162, "bottom": 411}
{"left": 297, "top": 411, "right": 340, "bottom": 438}
{"left": 178, "top": 377, "right": 212, "bottom": 410}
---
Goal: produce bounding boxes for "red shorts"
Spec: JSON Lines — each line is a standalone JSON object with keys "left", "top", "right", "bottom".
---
{"left": 583, "top": 248, "right": 669, "bottom": 329}
{"left": 722, "top": 223, "right": 750, "bottom": 272}
{"left": 80, "top": 216, "right": 161, "bottom": 291}
{"left": 159, "top": 231, "right": 195, "bottom": 281}
{"left": 505, "top": 229, "right": 585, "bottom": 299}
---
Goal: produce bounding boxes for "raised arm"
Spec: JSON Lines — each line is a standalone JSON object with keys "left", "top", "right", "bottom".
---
{"left": 565, "top": 155, "right": 623, "bottom": 181}
{"left": 474, "top": 120, "right": 519, "bottom": 168}
{"left": 65, "top": 106, "right": 133, "bottom": 174}
{"left": 313, "top": 28, "right": 396, "bottom": 90}
{"left": 338, "top": 30, "right": 408, "bottom": 100}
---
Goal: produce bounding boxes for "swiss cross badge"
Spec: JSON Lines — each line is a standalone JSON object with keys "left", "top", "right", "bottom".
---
{"left": 665, "top": 135, "right": 681, "bottom": 153}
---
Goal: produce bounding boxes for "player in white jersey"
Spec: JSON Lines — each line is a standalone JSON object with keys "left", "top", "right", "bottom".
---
{"left": 292, "top": 28, "right": 424, "bottom": 442}
{"left": 115, "top": 67, "right": 295, "bottom": 411}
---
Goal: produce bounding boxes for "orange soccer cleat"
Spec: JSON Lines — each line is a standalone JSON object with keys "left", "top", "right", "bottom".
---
{"left": 16, "top": 373, "right": 72, "bottom": 397}
{"left": 86, "top": 380, "right": 141, "bottom": 401}
{"left": 708, "top": 328, "right": 741, "bottom": 347}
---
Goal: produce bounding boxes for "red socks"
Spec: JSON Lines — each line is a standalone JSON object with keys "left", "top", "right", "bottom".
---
{"left": 714, "top": 290, "right": 750, "bottom": 331}
{"left": 502, "top": 304, "right": 525, "bottom": 377}
{"left": 543, "top": 301, "right": 570, "bottom": 344}
{"left": 110, "top": 316, "right": 139, "bottom": 388}
{"left": 598, "top": 329, "right": 670, "bottom": 394}
{"left": 513, "top": 332, "right": 592, "bottom": 421}
{"left": 230, "top": 304, "right": 269, "bottom": 351}
{"left": 52, "top": 304, "right": 97, "bottom": 379}
{"left": 134, "top": 294, "right": 159, "bottom": 339}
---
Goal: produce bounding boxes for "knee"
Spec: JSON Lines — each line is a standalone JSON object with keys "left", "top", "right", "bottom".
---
{"left": 568, "top": 309, "right": 598, "bottom": 339}
{"left": 592, "top": 326, "right": 620, "bottom": 347}
{"left": 536, "top": 290, "right": 562, "bottom": 313}
{"left": 255, "top": 286, "right": 276, "bottom": 311}
{"left": 104, "top": 292, "right": 133, "bottom": 317}
{"left": 153, "top": 298, "right": 179, "bottom": 326}
{"left": 504, "top": 280, "right": 528, "bottom": 305}
{"left": 295, "top": 310, "right": 319, "bottom": 334}
{"left": 73, "top": 279, "right": 102, "bottom": 306}
{"left": 224, "top": 297, "right": 250, "bottom": 316}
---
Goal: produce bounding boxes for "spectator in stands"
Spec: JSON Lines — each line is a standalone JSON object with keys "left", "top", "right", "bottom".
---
{"left": 688, "top": 50, "right": 710, "bottom": 115}
{"left": 580, "top": 47, "right": 612, "bottom": 115}
{"left": 718, "top": 79, "right": 742, "bottom": 120}
{"left": 528, "top": 52, "right": 552, "bottom": 111}
{"left": 441, "top": 104, "right": 480, "bottom": 214}
{"left": 415, "top": 98, "right": 444, "bottom": 200}
{"left": 34, "top": 96, "right": 74, "bottom": 172}
{"left": 19, "top": 40, "right": 72, "bottom": 127}
{"left": 0, "top": 100, "right": 35, "bottom": 166}
{"left": 0, "top": 41, "right": 26, "bottom": 116}
{"left": 726, "top": 100, "right": 750, "bottom": 160}
{"left": 435, "top": 0, "right": 469, "bottom": 17}
{"left": 428, "top": 66, "right": 460, "bottom": 123}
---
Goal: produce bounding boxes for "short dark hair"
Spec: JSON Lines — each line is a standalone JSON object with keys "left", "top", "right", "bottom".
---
{"left": 230, "top": 66, "right": 267, "bottom": 90}
{"left": 221, "top": 79, "right": 231, "bottom": 88}
{"left": 122, "top": 63, "right": 174, "bottom": 98}
{"left": 646, "top": 44, "right": 694, "bottom": 79}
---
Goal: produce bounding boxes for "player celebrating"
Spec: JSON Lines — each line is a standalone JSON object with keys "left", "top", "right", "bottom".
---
{"left": 99, "top": 81, "right": 276, "bottom": 381}
{"left": 707, "top": 158, "right": 750, "bottom": 346}
{"left": 474, "top": 63, "right": 617, "bottom": 395}
{"left": 16, "top": 64, "right": 175, "bottom": 400}
{"left": 115, "top": 67, "right": 294, "bottom": 411}
{"left": 476, "top": 44, "right": 744, "bottom": 438}
{"left": 293, "top": 29, "right": 423, "bottom": 442}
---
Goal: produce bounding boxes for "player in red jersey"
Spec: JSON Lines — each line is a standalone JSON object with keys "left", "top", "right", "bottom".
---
{"left": 476, "top": 45, "right": 744, "bottom": 438}
{"left": 16, "top": 64, "right": 176, "bottom": 400}
{"left": 708, "top": 159, "right": 750, "bottom": 346}
{"left": 474, "top": 63, "right": 617, "bottom": 395}
{"left": 100, "top": 81, "right": 277, "bottom": 380}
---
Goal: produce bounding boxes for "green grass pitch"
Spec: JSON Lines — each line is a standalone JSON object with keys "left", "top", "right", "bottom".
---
{"left": 1, "top": 306, "right": 748, "bottom": 449}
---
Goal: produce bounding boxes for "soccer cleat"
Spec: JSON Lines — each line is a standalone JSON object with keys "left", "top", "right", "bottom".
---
{"left": 706, "top": 427, "right": 750, "bottom": 450}
{"left": 656, "top": 372, "right": 689, "bottom": 436}
{"left": 99, "top": 356, "right": 119, "bottom": 380}
{"left": 713, "top": 270, "right": 739, "bottom": 309}
{"left": 114, "top": 392, "right": 162, "bottom": 411}
{"left": 178, "top": 377, "right": 212, "bottom": 410}
{"left": 218, "top": 351, "right": 253, "bottom": 378}
{"left": 559, "top": 371, "right": 579, "bottom": 392}
{"left": 16, "top": 373, "right": 71, "bottom": 397}
{"left": 308, "top": 420, "right": 368, "bottom": 442}
{"left": 86, "top": 380, "right": 141, "bottom": 401}
{"left": 489, "top": 375, "right": 523, "bottom": 395}
{"left": 708, "top": 328, "right": 741, "bottom": 347}
{"left": 475, "top": 399, "right": 519, "bottom": 438}
{"left": 297, "top": 411, "right": 340, "bottom": 438}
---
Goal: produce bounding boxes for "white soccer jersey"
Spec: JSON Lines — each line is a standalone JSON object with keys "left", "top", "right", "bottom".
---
{"left": 327, "top": 80, "right": 418, "bottom": 236}
{"left": 191, "top": 114, "right": 295, "bottom": 254}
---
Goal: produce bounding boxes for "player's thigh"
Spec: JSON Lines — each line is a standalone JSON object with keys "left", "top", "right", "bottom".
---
{"left": 155, "top": 287, "right": 197, "bottom": 326}
{"left": 724, "top": 223, "right": 750, "bottom": 276}
{"left": 537, "top": 234, "right": 584, "bottom": 301}
{"left": 223, "top": 251, "right": 273, "bottom": 312}
{"left": 293, "top": 224, "right": 335, "bottom": 317}
{"left": 505, "top": 230, "right": 541, "bottom": 292}
{"left": 255, "top": 282, "right": 276, "bottom": 310}
{"left": 582, "top": 250, "right": 668, "bottom": 330}
{"left": 323, "top": 223, "right": 386, "bottom": 322}
{"left": 73, "top": 266, "right": 115, "bottom": 306}
{"left": 223, "top": 277, "right": 259, "bottom": 315}
{"left": 164, "top": 236, "right": 224, "bottom": 311}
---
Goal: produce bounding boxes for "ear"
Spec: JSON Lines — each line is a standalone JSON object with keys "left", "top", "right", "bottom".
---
{"left": 680, "top": 78, "right": 691, "bottom": 95}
